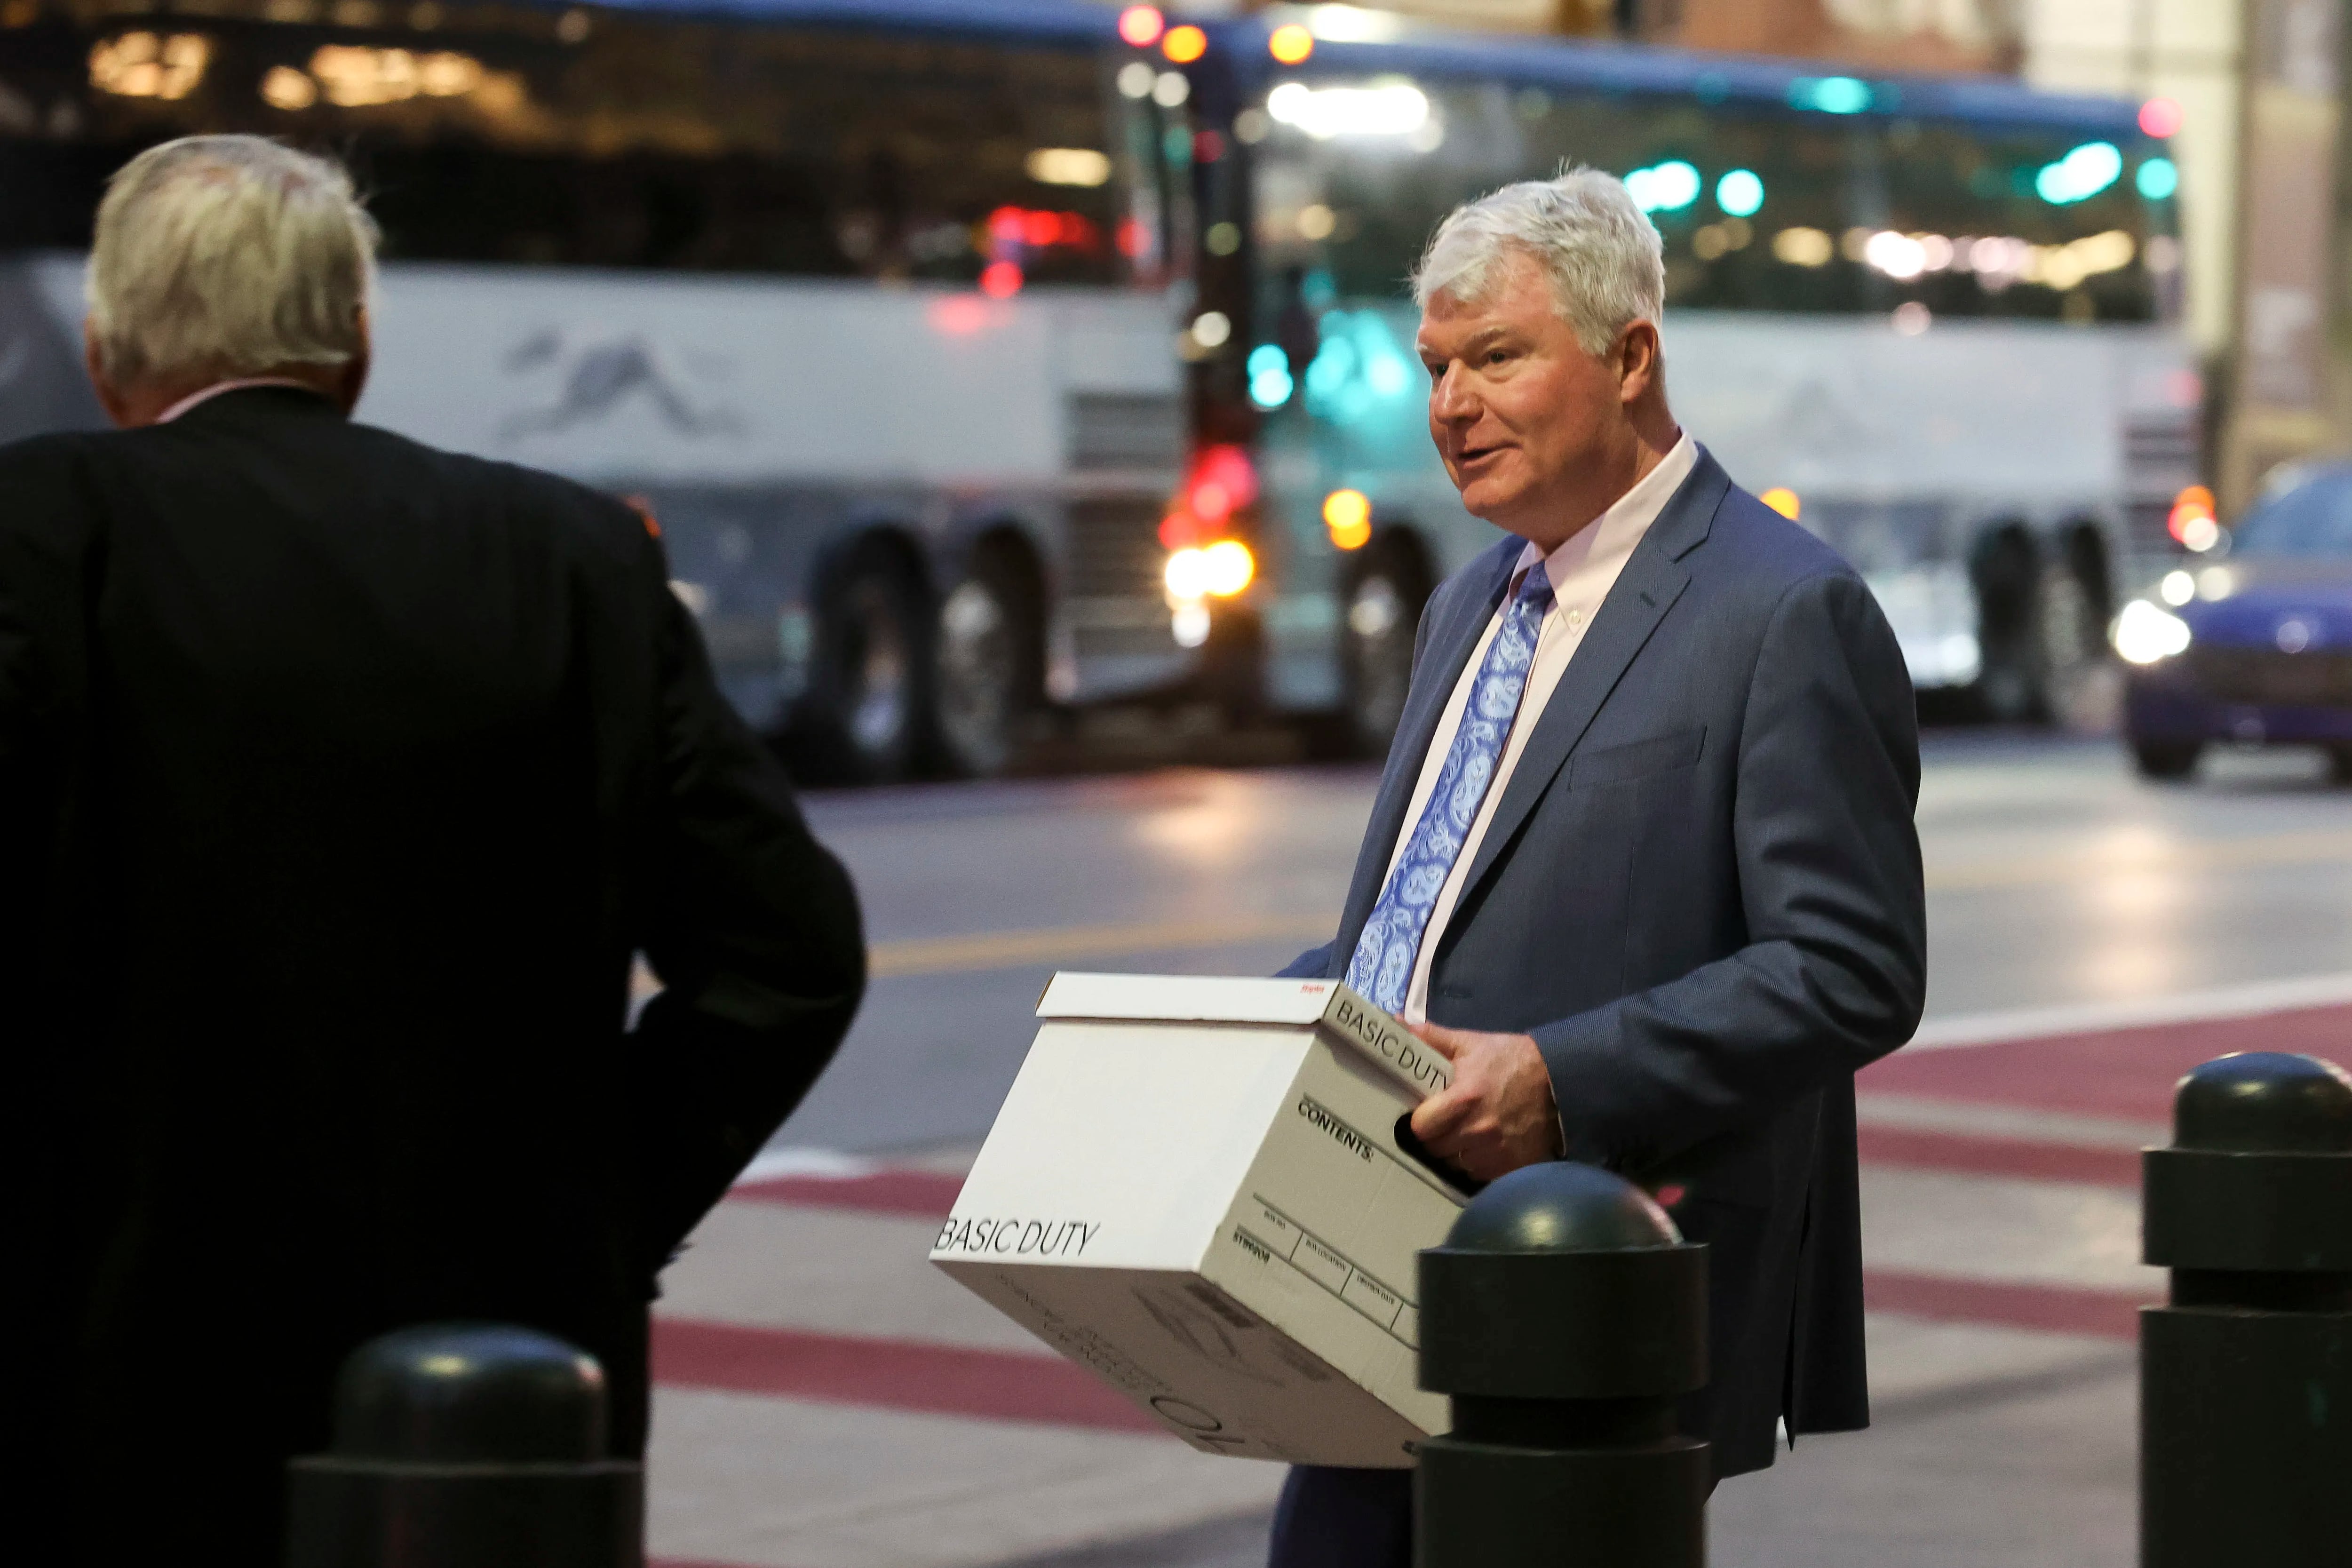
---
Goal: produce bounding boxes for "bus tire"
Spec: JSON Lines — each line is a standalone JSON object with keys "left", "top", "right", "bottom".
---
{"left": 1341, "top": 535, "right": 1430, "bottom": 756}
{"left": 2132, "top": 740, "right": 2201, "bottom": 781}
{"left": 933, "top": 536, "right": 1044, "bottom": 778}
{"left": 805, "top": 536, "right": 932, "bottom": 784}
{"left": 2037, "top": 524, "right": 2116, "bottom": 730}
{"left": 1968, "top": 525, "right": 2049, "bottom": 724}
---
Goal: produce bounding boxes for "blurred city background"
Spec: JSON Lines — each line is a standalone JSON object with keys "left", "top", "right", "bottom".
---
{"left": 4, "top": 0, "right": 2348, "bottom": 1563}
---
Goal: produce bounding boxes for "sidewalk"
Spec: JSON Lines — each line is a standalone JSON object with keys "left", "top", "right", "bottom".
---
{"left": 643, "top": 998, "right": 2349, "bottom": 1568}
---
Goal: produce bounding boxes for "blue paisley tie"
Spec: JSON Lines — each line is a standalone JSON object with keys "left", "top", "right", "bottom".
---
{"left": 1345, "top": 565, "right": 1555, "bottom": 1014}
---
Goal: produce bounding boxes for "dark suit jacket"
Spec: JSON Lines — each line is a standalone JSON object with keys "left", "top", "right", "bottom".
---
{"left": 1285, "top": 448, "right": 1925, "bottom": 1478}
{"left": 0, "top": 387, "right": 865, "bottom": 1565}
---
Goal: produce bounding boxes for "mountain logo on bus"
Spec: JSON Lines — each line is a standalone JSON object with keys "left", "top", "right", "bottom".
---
{"left": 498, "top": 329, "right": 744, "bottom": 443}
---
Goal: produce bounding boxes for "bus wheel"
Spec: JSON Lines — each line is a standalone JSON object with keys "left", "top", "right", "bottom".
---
{"left": 1968, "top": 525, "right": 2048, "bottom": 724}
{"left": 810, "top": 540, "right": 930, "bottom": 783}
{"left": 2132, "top": 740, "right": 2202, "bottom": 781}
{"left": 2038, "top": 525, "right": 2117, "bottom": 731}
{"left": 933, "top": 540, "right": 1042, "bottom": 777}
{"left": 1342, "top": 539, "right": 1429, "bottom": 756}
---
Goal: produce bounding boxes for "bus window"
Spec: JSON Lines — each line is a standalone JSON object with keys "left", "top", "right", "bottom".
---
{"left": 1246, "top": 74, "right": 2171, "bottom": 323}
{"left": 1516, "top": 97, "right": 1871, "bottom": 314}
{"left": 0, "top": 3, "right": 1161, "bottom": 291}
{"left": 1250, "top": 80, "right": 1882, "bottom": 314}
{"left": 1870, "top": 119, "right": 2169, "bottom": 323}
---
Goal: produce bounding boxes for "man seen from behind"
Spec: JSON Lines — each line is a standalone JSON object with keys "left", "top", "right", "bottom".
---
{"left": 1, "top": 136, "right": 867, "bottom": 1565}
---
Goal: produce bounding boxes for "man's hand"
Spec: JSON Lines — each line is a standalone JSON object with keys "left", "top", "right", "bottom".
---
{"left": 1406, "top": 1022, "right": 1564, "bottom": 1182}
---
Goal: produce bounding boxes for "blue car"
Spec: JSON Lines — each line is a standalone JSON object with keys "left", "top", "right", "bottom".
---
{"left": 2119, "top": 463, "right": 2352, "bottom": 780}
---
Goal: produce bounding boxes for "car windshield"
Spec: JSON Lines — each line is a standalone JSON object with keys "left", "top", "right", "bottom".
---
{"left": 2232, "top": 471, "right": 2352, "bottom": 557}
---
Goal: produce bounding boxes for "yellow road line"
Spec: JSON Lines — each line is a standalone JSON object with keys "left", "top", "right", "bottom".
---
{"left": 869, "top": 911, "right": 1337, "bottom": 979}
{"left": 863, "top": 829, "right": 2352, "bottom": 978}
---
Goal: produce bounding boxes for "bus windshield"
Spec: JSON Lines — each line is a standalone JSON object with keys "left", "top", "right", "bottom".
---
{"left": 1248, "top": 74, "right": 2175, "bottom": 322}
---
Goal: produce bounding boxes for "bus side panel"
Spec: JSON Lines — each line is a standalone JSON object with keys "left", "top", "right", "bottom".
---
{"left": 362, "top": 265, "right": 1065, "bottom": 487}
{"left": 0, "top": 255, "right": 107, "bottom": 445}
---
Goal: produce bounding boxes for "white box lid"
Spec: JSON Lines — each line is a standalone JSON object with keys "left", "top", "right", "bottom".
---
{"left": 1036, "top": 972, "right": 1450, "bottom": 1101}
{"left": 1038, "top": 972, "right": 1339, "bottom": 1026}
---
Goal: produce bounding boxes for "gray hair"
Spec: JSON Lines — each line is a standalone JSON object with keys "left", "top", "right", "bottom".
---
{"left": 1411, "top": 167, "right": 1665, "bottom": 356}
{"left": 87, "top": 135, "right": 377, "bottom": 386}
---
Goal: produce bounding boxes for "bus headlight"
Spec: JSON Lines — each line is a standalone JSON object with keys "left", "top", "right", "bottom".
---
{"left": 1165, "top": 540, "right": 1255, "bottom": 600}
{"left": 2114, "top": 598, "right": 2192, "bottom": 664}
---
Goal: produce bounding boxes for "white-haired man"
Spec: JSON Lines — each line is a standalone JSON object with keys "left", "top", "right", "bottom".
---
{"left": 1, "top": 136, "right": 866, "bottom": 1565}
{"left": 1267, "top": 170, "right": 1925, "bottom": 1565}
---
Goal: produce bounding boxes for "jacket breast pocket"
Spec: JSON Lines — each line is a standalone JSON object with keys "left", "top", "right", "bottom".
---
{"left": 1567, "top": 725, "right": 1707, "bottom": 789}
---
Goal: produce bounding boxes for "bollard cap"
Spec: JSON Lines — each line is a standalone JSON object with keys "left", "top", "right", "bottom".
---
{"left": 1442, "top": 1162, "right": 1683, "bottom": 1254}
{"left": 1418, "top": 1163, "right": 1706, "bottom": 1401}
{"left": 2173, "top": 1052, "right": 2352, "bottom": 1154}
{"left": 330, "top": 1323, "right": 609, "bottom": 1464}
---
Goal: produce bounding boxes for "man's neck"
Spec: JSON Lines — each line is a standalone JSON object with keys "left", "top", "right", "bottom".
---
{"left": 1515, "top": 420, "right": 1684, "bottom": 555}
{"left": 98, "top": 361, "right": 358, "bottom": 429}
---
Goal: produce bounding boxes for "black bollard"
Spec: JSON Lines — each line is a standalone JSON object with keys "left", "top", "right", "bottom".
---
{"left": 2141, "top": 1051, "right": 2352, "bottom": 1568}
{"left": 286, "top": 1322, "right": 643, "bottom": 1568}
{"left": 1414, "top": 1162, "right": 1709, "bottom": 1568}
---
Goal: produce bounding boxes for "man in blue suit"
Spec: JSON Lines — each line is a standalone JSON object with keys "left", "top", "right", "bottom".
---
{"left": 1268, "top": 171, "right": 1926, "bottom": 1566}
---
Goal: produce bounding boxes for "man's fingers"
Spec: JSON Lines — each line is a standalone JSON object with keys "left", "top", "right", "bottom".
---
{"left": 1406, "top": 1020, "right": 1468, "bottom": 1060}
{"left": 1410, "top": 1088, "right": 1471, "bottom": 1146}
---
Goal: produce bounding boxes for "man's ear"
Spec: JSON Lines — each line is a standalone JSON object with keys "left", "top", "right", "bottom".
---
{"left": 1616, "top": 320, "right": 1662, "bottom": 406}
{"left": 333, "top": 307, "right": 373, "bottom": 415}
{"left": 83, "top": 319, "right": 135, "bottom": 430}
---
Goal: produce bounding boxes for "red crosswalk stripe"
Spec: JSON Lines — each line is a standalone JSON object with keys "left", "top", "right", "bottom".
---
{"left": 652, "top": 1317, "right": 1161, "bottom": 1433}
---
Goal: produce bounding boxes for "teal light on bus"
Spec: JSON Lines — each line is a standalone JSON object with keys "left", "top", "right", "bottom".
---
{"left": 1716, "top": 168, "right": 1764, "bottom": 216}
{"left": 1624, "top": 160, "right": 1700, "bottom": 213}
{"left": 1248, "top": 344, "right": 1295, "bottom": 409}
{"left": 1304, "top": 312, "right": 1416, "bottom": 428}
{"left": 2136, "top": 157, "right": 2179, "bottom": 200}
{"left": 2035, "top": 142, "right": 2122, "bottom": 204}
{"left": 1789, "top": 77, "right": 1871, "bottom": 114}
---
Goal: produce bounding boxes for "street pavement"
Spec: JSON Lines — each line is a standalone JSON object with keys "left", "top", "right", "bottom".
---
{"left": 640, "top": 734, "right": 2352, "bottom": 1568}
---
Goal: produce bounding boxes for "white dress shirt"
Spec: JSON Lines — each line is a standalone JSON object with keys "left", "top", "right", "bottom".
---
{"left": 153, "top": 377, "right": 319, "bottom": 424}
{"left": 1380, "top": 431, "right": 1698, "bottom": 1023}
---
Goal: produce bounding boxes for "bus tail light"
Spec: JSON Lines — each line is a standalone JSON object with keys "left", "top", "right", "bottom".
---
{"left": 2168, "top": 485, "right": 2219, "bottom": 551}
{"left": 1160, "top": 444, "right": 1259, "bottom": 548}
{"left": 1165, "top": 540, "right": 1254, "bottom": 600}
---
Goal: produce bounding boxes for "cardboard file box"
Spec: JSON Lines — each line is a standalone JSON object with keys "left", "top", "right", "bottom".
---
{"left": 929, "top": 972, "right": 1469, "bottom": 1467}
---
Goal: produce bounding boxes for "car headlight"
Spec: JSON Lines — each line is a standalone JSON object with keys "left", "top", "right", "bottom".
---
{"left": 2114, "top": 598, "right": 2193, "bottom": 664}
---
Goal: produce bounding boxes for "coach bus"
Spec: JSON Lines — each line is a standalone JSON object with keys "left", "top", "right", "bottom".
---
{"left": 1163, "top": 8, "right": 2201, "bottom": 748}
{"left": 0, "top": 0, "right": 2201, "bottom": 776}
{"left": 0, "top": 0, "right": 1222, "bottom": 780}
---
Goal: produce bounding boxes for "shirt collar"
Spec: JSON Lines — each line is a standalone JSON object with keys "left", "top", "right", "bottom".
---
{"left": 1515, "top": 430, "right": 1699, "bottom": 594}
{"left": 154, "top": 377, "right": 326, "bottom": 425}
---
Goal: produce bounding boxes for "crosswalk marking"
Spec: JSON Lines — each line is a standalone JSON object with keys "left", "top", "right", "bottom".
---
{"left": 644, "top": 999, "right": 2352, "bottom": 1568}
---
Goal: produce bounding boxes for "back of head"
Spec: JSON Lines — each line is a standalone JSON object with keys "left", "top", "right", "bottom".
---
{"left": 86, "top": 135, "right": 378, "bottom": 389}
{"left": 1412, "top": 167, "right": 1664, "bottom": 358}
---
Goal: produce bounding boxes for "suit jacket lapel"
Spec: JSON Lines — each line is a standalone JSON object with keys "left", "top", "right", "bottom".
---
{"left": 1331, "top": 541, "right": 1518, "bottom": 963}
{"left": 1452, "top": 452, "right": 1730, "bottom": 910}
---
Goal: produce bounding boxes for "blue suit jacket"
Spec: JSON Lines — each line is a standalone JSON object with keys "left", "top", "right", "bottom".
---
{"left": 1286, "top": 448, "right": 1925, "bottom": 1477}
